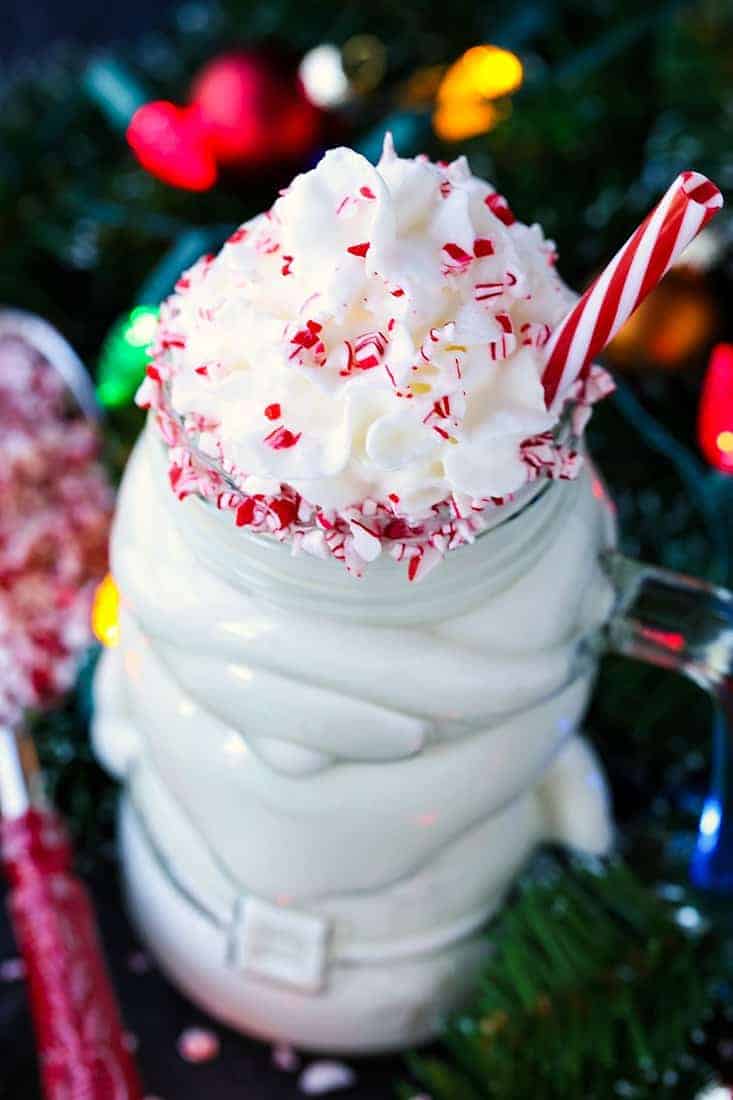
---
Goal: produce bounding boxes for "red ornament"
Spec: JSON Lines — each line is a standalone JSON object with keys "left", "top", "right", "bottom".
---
{"left": 126, "top": 101, "right": 218, "bottom": 191}
{"left": 698, "top": 343, "right": 733, "bottom": 473}
{"left": 189, "top": 51, "right": 322, "bottom": 170}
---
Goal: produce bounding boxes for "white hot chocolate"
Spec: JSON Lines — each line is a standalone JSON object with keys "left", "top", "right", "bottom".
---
{"left": 94, "top": 141, "right": 615, "bottom": 1053}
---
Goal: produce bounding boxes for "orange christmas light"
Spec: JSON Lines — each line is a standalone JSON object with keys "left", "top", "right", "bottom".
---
{"left": 606, "top": 273, "right": 718, "bottom": 370}
{"left": 434, "top": 45, "right": 523, "bottom": 142}
{"left": 92, "top": 573, "right": 121, "bottom": 648}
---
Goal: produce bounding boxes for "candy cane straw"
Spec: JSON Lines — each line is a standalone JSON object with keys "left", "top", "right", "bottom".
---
{"left": 541, "top": 171, "right": 723, "bottom": 408}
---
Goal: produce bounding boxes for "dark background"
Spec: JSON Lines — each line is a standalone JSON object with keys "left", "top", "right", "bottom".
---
{"left": 1, "top": 0, "right": 177, "bottom": 62}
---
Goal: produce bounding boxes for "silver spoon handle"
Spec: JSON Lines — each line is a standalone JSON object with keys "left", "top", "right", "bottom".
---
{"left": 0, "top": 309, "right": 100, "bottom": 423}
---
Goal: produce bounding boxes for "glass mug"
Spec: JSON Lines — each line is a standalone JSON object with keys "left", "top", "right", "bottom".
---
{"left": 92, "top": 415, "right": 733, "bottom": 1054}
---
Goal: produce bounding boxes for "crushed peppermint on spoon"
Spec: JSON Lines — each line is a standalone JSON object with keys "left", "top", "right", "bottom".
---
{"left": 0, "top": 329, "right": 112, "bottom": 724}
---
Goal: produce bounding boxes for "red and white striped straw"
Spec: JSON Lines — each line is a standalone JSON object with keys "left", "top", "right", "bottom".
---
{"left": 541, "top": 171, "right": 723, "bottom": 408}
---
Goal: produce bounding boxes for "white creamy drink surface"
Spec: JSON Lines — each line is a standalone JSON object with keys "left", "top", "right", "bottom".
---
{"left": 140, "top": 136, "right": 612, "bottom": 579}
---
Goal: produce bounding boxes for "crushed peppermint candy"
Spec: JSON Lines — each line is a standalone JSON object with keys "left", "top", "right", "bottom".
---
{"left": 298, "top": 1060, "right": 357, "bottom": 1095}
{"left": 176, "top": 1026, "right": 220, "bottom": 1064}
{"left": 272, "top": 1043, "right": 301, "bottom": 1072}
{"left": 264, "top": 426, "right": 302, "bottom": 450}
{"left": 0, "top": 330, "right": 113, "bottom": 726}
{"left": 139, "top": 137, "right": 614, "bottom": 581}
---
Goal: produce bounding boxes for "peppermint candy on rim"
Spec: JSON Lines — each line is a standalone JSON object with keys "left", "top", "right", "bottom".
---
{"left": 541, "top": 171, "right": 723, "bottom": 408}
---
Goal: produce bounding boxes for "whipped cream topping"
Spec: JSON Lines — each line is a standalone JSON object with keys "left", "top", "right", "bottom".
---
{"left": 139, "top": 137, "right": 612, "bottom": 578}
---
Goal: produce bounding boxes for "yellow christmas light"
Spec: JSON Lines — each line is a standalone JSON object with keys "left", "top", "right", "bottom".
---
{"left": 441, "top": 46, "right": 523, "bottom": 101}
{"left": 717, "top": 430, "right": 733, "bottom": 454}
{"left": 434, "top": 45, "right": 523, "bottom": 142}
{"left": 92, "top": 573, "right": 120, "bottom": 648}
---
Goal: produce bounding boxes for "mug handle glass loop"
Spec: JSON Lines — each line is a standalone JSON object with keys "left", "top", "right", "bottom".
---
{"left": 602, "top": 551, "right": 733, "bottom": 891}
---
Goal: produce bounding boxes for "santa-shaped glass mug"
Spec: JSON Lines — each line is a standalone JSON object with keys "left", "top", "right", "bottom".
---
{"left": 92, "top": 156, "right": 730, "bottom": 1054}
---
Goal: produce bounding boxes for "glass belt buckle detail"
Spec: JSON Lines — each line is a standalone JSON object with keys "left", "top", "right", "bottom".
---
{"left": 229, "top": 895, "right": 331, "bottom": 993}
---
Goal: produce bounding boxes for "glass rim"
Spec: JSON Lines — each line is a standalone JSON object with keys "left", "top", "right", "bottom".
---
{"left": 157, "top": 374, "right": 580, "bottom": 537}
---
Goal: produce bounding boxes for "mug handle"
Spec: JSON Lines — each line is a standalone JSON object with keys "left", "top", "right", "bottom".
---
{"left": 602, "top": 551, "right": 733, "bottom": 891}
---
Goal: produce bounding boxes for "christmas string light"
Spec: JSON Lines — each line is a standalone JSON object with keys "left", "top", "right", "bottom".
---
{"left": 441, "top": 45, "right": 524, "bottom": 101}
{"left": 698, "top": 344, "right": 733, "bottom": 475}
{"left": 126, "top": 101, "right": 218, "bottom": 192}
{"left": 434, "top": 45, "right": 523, "bottom": 141}
{"left": 87, "top": 52, "right": 324, "bottom": 192}
{"left": 92, "top": 574, "right": 121, "bottom": 649}
{"left": 97, "top": 228, "right": 227, "bottom": 410}
{"left": 96, "top": 305, "right": 159, "bottom": 409}
{"left": 299, "top": 45, "right": 350, "bottom": 109}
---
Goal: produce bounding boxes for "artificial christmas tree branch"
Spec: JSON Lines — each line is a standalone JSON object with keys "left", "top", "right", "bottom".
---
{"left": 403, "top": 858, "right": 721, "bottom": 1100}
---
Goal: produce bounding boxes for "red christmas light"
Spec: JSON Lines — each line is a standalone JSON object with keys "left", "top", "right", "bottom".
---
{"left": 126, "top": 101, "right": 218, "bottom": 192}
{"left": 125, "top": 51, "right": 324, "bottom": 191}
{"left": 698, "top": 343, "right": 733, "bottom": 474}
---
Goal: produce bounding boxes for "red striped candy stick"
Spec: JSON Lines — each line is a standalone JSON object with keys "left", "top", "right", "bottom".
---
{"left": 541, "top": 171, "right": 723, "bottom": 408}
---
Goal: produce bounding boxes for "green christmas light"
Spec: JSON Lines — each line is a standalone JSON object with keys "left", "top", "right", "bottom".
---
{"left": 96, "top": 305, "right": 159, "bottom": 408}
